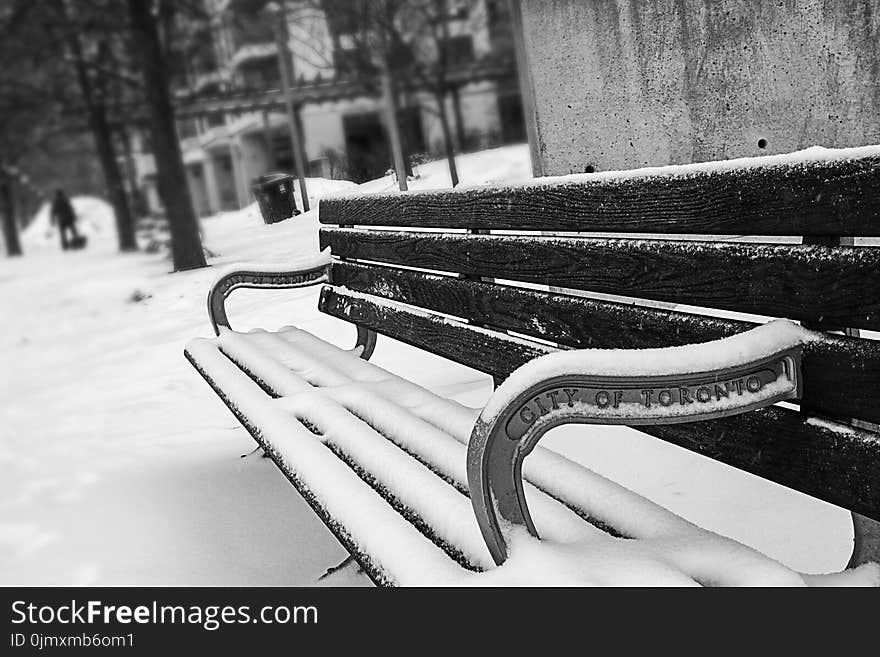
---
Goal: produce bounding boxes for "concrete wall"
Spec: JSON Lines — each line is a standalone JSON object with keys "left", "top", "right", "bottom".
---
{"left": 519, "top": 0, "right": 880, "bottom": 174}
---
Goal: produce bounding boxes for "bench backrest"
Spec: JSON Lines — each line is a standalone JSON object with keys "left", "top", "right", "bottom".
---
{"left": 317, "top": 147, "right": 880, "bottom": 523}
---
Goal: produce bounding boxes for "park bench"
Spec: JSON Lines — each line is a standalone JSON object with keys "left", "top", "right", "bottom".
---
{"left": 185, "top": 146, "right": 880, "bottom": 586}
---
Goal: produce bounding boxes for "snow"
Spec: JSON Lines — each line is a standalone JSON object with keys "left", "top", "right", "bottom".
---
{"left": 323, "top": 143, "right": 880, "bottom": 202}
{"left": 215, "top": 329, "right": 604, "bottom": 554}
{"left": 0, "top": 143, "right": 873, "bottom": 586}
{"left": 192, "top": 329, "right": 875, "bottom": 586}
{"left": 461, "top": 529, "right": 880, "bottom": 587}
{"left": 805, "top": 416, "right": 863, "bottom": 436}
{"left": 482, "top": 319, "right": 814, "bottom": 422}
{"left": 210, "top": 248, "right": 332, "bottom": 284}
{"left": 531, "top": 143, "right": 880, "bottom": 186}
{"left": 22, "top": 196, "right": 117, "bottom": 248}
{"left": 350, "top": 144, "right": 534, "bottom": 195}
{"left": 183, "top": 338, "right": 464, "bottom": 586}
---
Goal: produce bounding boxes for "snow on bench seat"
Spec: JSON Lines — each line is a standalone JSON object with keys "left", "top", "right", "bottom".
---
{"left": 185, "top": 328, "right": 880, "bottom": 586}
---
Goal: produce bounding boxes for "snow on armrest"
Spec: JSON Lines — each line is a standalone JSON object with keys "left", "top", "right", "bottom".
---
{"left": 209, "top": 248, "right": 332, "bottom": 287}
{"left": 468, "top": 320, "right": 818, "bottom": 566}
{"left": 482, "top": 319, "right": 816, "bottom": 426}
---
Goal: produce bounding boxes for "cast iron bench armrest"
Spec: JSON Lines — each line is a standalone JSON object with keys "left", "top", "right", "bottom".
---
{"left": 466, "top": 324, "right": 807, "bottom": 565}
{"left": 207, "top": 258, "right": 376, "bottom": 359}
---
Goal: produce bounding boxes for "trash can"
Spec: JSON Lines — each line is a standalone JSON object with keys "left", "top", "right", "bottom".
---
{"left": 251, "top": 173, "right": 300, "bottom": 224}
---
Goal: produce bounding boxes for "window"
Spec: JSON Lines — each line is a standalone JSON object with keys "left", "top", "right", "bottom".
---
{"left": 440, "top": 35, "right": 474, "bottom": 67}
{"left": 486, "top": 0, "right": 514, "bottom": 54}
{"left": 334, "top": 46, "right": 367, "bottom": 77}
{"left": 497, "top": 92, "right": 526, "bottom": 144}
{"left": 239, "top": 56, "right": 281, "bottom": 89}
{"left": 139, "top": 131, "right": 153, "bottom": 155}
{"left": 324, "top": 0, "right": 367, "bottom": 37}
{"left": 486, "top": 0, "right": 508, "bottom": 25}
{"left": 231, "top": 6, "right": 274, "bottom": 48}
{"left": 449, "top": 0, "right": 470, "bottom": 20}
{"left": 177, "top": 118, "right": 199, "bottom": 140}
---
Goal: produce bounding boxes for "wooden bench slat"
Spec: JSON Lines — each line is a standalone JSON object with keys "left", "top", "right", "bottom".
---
{"left": 220, "top": 330, "right": 609, "bottom": 545}
{"left": 320, "top": 284, "right": 552, "bottom": 374}
{"left": 184, "top": 338, "right": 466, "bottom": 586}
{"left": 319, "top": 288, "right": 880, "bottom": 522}
{"left": 320, "top": 228, "right": 880, "bottom": 331}
{"left": 319, "top": 154, "right": 880, "bottom": 236}
{"left": 246, "top": 328, "right": 481, "bottom": 440}
{"left": 330, "top": 261, "right": 880, "bottom": 425}
{"left": 265, "top": 327, "right": 713, "bottom": 542}
{"left": 242, "top": 329, "right": 663, "bottom": 540}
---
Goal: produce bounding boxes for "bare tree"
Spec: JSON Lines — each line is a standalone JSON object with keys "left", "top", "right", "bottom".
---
{"left": 315, "top": 0, "right": 499, "bottom": 188}
{"left": 1, "top": 0, "right": 210, "bottom": 266}
{"left": 0, "top": 170, "right": 23, "bottom": 256}
{"left": 270, "top": 1, "right": 312, "bottom": 209}
{"left": 57, "top": 0, "right": 139, "bottom": 251}
{"left": 405, "top": 0, "right": 505, "bottom": 187}
{"left": 0, "top": 1, "right": 60, "bottom": 256}
{"left": 412, "top": 0, "right": 462, "bottom": 186}
{"left": 126, "top": 0, "right": 206, "bottom": 271}
{"left": 0, "top": 0, "right": 140, "bottom": 253}
{"left": 320, "top": 0, "right": 415, "bottom": 188}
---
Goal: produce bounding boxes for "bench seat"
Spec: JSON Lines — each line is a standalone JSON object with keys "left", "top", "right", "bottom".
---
{"left": 186, "top": 322, "right": 876, "bottom": 586}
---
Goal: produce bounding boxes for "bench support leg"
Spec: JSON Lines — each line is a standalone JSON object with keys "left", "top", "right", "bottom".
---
{"left": 355, "top": 325, "right": 377, "bottom": 360}
{"left": 849, "top": 513, "right": 880, "bottom": 568}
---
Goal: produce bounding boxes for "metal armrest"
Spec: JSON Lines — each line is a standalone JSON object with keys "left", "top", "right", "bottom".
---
{"left": 466, "top": 324, "right": 808, "bottom": 565}
{"left": 208, "top": 264, "right": 330, "bottom": 334}
{"left": 206, "top": 257, "right": 377, "bottom": 360}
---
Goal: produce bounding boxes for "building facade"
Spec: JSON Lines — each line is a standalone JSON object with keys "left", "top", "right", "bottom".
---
{"left": 130, "top": 0, "right": 524, "bottom": 217}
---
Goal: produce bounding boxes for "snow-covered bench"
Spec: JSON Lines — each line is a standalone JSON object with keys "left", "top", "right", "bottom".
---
{"left": 185, "top": 146, "right": 880, "bottom": 586}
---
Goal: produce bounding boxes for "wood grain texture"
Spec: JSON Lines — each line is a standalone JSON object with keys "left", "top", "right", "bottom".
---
{"left": 318, "top": 287, "right": 880, "bottom": 521}
{"left": 319, "top": 155, "right": 880, "bottom": 235}
{"left": 319, "top": 286, "right": 549, "bottom": 377}
{"left": 330, "top": 261, "right": 880, "bottom": 424}
{"left": 320, "top": 228, "right": 880, "bottom": 330}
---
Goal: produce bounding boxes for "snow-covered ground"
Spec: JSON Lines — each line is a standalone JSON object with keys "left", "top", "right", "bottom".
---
{"left": 23, "top": 196, "right": 119, "bottom": 249}
{"left": 0, "top": 145, "right": 864, "bottom": 585}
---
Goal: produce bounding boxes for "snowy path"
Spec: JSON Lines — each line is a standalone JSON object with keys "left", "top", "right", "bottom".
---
{"left": 0, "top": 145, "right": 856, "bottom": 585}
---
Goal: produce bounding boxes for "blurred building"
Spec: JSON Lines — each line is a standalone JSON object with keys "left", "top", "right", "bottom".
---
{"left": 129, "top": 0, "right": 524, "bottom": 216}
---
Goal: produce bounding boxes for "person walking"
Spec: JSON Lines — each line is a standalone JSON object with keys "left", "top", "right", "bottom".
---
{"left": 50, "top": 189, "right": 81, "bottom": 250}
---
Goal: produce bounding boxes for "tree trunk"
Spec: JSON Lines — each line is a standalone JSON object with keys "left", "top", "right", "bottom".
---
{"left": 436, "top": 91, "right": 459, "bottom": 188}
{"left": 450, "top": 85, "right": 466, "bottom": 149}
{"left": 381, "top": 68, "right": 408, "bottom": 191}
{"left": 119, "top": 125, "right": 143, "bottom": 216}
{"left": 127, "top": 0, "right": 205, "bottom": 271}
{"left": 91, "top": 102, "right": 138, "bottom": 251}
{"left": 0, "top": 174, "right": 23, "bottom": 257}
{"left": 261, "top": 111, "right": 276, "bottom": 172}
{"left": 66, "top": 26, "right": 137, "bottom": 252}
{"left": 274, "top": 3, "right": 310, "bottom": 211}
